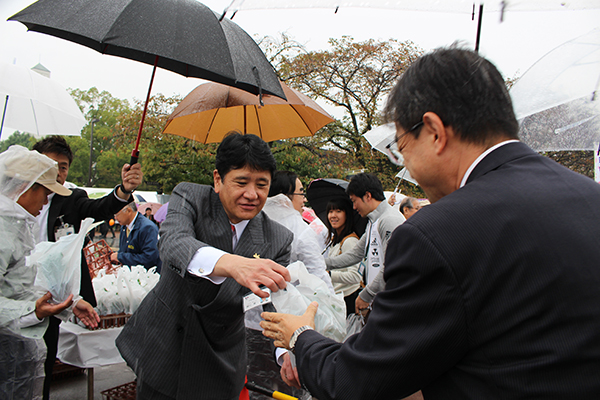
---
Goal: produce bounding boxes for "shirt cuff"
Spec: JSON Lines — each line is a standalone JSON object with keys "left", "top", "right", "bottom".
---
{"left": 275, "top": 347, "right": 289, "bottom": 366}
{"left": 20, "top": 311, "right": 44, "bottom": 328}
{"left": 187, "top": 247, "right": 227, "bottom": 284}
{"left": 113, "top": 185, "right": 129, "bottom": 202}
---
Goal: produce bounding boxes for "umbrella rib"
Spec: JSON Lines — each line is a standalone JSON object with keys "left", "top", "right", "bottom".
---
{"left": 291, "top": 105, "right": 312, "bottom": 133}
{"left": 30, "top": 98, "right": 40, "bottom": 136}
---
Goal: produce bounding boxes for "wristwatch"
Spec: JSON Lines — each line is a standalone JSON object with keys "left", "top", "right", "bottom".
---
{"left": 289, "top": 325, "right": 313, "bottom": 353}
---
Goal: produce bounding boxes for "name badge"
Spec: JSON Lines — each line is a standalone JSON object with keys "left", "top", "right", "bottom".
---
{"left": 243, "top": 287, "right": 272, "bottom": 312}
{"left": 55, "top": 225, "right": 75, "bottom": 240}
{"left": 358, "top": 260, "right": 366, "bottom": 277}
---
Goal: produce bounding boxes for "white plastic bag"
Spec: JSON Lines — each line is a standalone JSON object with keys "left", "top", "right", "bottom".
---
{"left": 272, "top": 261, "right": 346, "bottom": 342}
{"left": 344, "top": 313, "right": 365, "bottom": 341}
{"left": 92, "top": 265, "right": 159, "bottom": 315}
{"left": 30, "top": 218, "right": 95, "bottom": 303}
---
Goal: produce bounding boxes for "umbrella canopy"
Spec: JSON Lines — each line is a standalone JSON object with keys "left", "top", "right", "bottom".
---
{"left": 306, "top": 178, "right": 367, "bottom": 237}
{"left": 154, "top": 202, "right": 169, "bottom": 223}
{"left": 9, "top": 0, "right": 285, "bottom": 162}
{"left": 395, "top": 167, "right": 419, "bottom": 187}
{"left": 163, "top": 81, "right": 334, "bottom": 143}
{"left": 0, "top": 63, "right": 86, "bottom": 139}
{"left": 137, "top": 202, "right": 162, "bottom": 215}
{"left": 511, "top": 27, "right": 600, "bottom": 151}
{"left": 511, "top": 27, "right": 600, "bottom": 121}
{"left": 362, "top": 123, "right": 402, "bottom": 165}
{"left": 8, "top": 0, "right": 285, "bottom": 100}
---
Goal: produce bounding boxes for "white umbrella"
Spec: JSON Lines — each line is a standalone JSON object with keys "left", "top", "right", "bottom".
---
{"left": 0, "top": 63, "right": 86, "bottom": 139}
{"left": 362, "top": 122, "right": 403, "bottom": 164}
{"left": 395, "top": 167, "right": 419, "bottom": 187}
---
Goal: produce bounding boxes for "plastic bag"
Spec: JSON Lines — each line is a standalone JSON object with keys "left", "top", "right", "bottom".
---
{"left": 344, "top": 313, "right": 365, "bottom": 341}
{"left": 272, "top": 261, "right": 346, "bottom": 342}
{"left": 92, "top": 265, "right": 159, "bottom": 315}
{"left": 29, "top": 218, "right": 95, "bottom": 303}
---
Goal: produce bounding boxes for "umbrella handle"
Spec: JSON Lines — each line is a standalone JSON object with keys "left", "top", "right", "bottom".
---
{"left": 245, "top": 382, "right": 298, "bottom": 400}
{"left": 130, "top": 149, "right": 139, "bottom": 166}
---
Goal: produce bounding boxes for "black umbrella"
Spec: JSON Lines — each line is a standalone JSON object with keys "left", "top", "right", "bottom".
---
{"left": 9, "top": 0, "right": 285, "bottom": 163}
{"left": 306, "top": 178, "right": 368, "bottom": 237}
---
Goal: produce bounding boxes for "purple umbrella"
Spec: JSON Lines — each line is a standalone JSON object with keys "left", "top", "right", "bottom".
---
{"left": 154, "top": 202, "right": 169, "bottom": 223}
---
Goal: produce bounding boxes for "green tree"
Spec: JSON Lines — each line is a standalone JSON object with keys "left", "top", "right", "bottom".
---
{"left": 0, "top": 131, "right": 35, "bottom": 152}
{"left": 272, "top": 36, "right": 424, "bottom": 191}
{"left": 69, "top": 87, "right": 133, "bottom": 186}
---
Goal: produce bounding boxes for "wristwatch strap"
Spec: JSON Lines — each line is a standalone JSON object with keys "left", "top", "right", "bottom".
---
{"left": 289, "top": 325, "right": 313, "bottom": 353}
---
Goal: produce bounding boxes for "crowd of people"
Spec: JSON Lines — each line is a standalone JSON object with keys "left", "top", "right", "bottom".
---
{"left": 1, "top": 46, "right": 599, "bottom": 400}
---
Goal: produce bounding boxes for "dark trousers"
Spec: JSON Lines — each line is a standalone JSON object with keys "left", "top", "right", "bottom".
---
{"left": 344, "top": 288, "right": 360, "bottom": 317}
{"left": 42, "top": 316, "right": 61, "bottom": 400}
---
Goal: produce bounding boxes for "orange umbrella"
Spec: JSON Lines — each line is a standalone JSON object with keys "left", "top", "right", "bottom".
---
{"left": 163, "top": 81, "right": 334, "bottom": 143}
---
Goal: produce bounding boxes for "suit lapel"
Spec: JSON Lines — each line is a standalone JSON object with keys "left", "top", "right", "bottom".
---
{"left": 47, "top": 195, "right": 66, "bottom": 241}
{"left": 235, "top": 213, "right": 271, "bottom": 259}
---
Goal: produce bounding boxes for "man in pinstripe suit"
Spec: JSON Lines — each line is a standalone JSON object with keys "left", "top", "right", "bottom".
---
{"left": 116, "top": 133, "right": 294, "bottom": 400}
{"left": 261, "top": 48, "right": 600, "bottom": 399}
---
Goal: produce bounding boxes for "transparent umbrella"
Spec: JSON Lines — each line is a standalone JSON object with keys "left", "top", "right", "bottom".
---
{"left": 511, "top": 27, "right": 600, "bottom": 151}
{"left": 0, "top": 63, "right": 85, "bottom": 139}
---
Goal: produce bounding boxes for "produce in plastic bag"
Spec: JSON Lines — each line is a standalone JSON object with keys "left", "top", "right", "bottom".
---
{"left": 271, "top": 261, "right": 346, "bottom": 342}
{"left": 92, "top": 265, "right": 159, "bottom": 316}
{"left": 344, "top": 312, "right": 365, "bottom": 341}
{"left": 29, "top": 218, "right": 95, "bottom": 303}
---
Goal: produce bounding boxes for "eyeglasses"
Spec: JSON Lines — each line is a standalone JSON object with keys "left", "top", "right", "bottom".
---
{"left": 289, "top": 192, "right": 306, "bottom": 197}
{"left": 385, "top": 121, "right": 424, "bottom": 165}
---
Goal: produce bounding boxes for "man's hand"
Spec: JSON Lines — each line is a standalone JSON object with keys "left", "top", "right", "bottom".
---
{"left": 355, "top": 295, "right": 371, "bottom": 315}
{"left": 260, "top": 301, "right": 318, "bottom": 349}
{"left": 281, "top": 352, "right": 301, "bottom": 389}
{"left": 110, "top": 252, "right": 119, "bottom": 264}
{"left": 118, "top": 163, "right": 143, "bottom": 199}
{"left": 388, "top": 193, "right": 396, "bottom": 206}
{"left": 213, "top": 254, "right": 290, "bottom": 298}
{"left": 35, "top": 292, "right": 73, "bottom": 319}
{"left": 73, "top": 299, "right": 100, "bottom": 329}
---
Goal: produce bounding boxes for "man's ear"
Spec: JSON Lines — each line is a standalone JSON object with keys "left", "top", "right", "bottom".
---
{"left": 422, "top": 112, "right": 449, "bottom": 155}
{"left": 364, "top": 192, "right": 372, "bottom": 202}
{"left": 213, "top": 169, "right": 222, "bottom": 193}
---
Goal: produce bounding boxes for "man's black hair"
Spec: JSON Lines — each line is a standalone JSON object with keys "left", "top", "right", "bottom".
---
{"left": 325, "top": 197, "right": 355, "bottom": 246}
{"left": 346, "top": 173, "right": 385, "bottom": 201}
{"left": 215, "top": 132, "right": 276, "bottom": 179}
{"left": 383, "top": 46, "right": 519, "bottom": 146}
{"left": 32, "top": 135, "right": 74, "bottom": 165}
{"left": 268, "top": 171, "right": 298, "bottom": 197}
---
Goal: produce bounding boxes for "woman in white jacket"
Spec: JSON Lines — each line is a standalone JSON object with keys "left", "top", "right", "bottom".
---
{"left": 262, "top": 171, "right": 334, "bottom": 293}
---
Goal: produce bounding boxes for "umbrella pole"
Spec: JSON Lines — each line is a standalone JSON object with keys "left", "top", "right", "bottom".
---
{"left": 0, "top": 94, "right": 8, "bottom": 140}
{"left": 474, "top": 3, "right": 484, "bottom": 53}
{"left": 130, "top": 55, "right": 159, "bottom": 166}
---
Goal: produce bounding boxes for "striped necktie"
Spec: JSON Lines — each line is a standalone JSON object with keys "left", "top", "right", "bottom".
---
{"left": 231, "top": 224, "right": 237, "bottom": 250}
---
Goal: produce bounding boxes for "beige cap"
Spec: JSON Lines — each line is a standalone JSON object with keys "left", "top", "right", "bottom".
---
{"left": 2, "top": 146, "right": 72, "bottom": 197}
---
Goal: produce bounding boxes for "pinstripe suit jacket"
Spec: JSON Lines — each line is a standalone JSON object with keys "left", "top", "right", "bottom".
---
{"left": 294, "top": 142, "right": 600, "bottom": 399}
{"left": 116, "top": 183, "right": 293, "bottom": 399}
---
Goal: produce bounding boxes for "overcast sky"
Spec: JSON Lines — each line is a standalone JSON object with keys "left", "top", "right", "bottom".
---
{"left": 1, "top": 0, "right": 599, "bottom": 113}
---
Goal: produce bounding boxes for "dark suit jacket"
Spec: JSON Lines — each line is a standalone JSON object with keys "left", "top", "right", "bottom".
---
{"left": 47, "top": 188, "right": 130, "bottom": 306}
{"left": 294, "top": 142, "right": 600, "bottom": 400}
{"left": 116, "top": 183, "right": 293, "bottom": 399}
{"left": 118, "top": 213, "right": 161, "bottom": 272}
